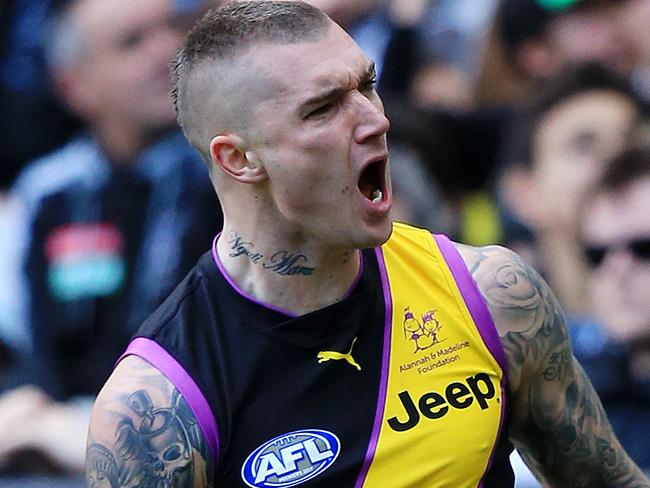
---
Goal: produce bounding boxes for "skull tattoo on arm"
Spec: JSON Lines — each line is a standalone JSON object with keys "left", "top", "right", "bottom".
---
{"left": 86, "top": 357, "right": 214, "bottom": 487}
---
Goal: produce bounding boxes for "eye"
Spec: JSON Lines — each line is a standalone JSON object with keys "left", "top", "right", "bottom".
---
{"left": 360, "top": 76, "right": 377, "bottom": 93}
{"left": 306, "top": 102, "right": 334, "bottom": 119}
{"left": 118, "top": 30, "right": 145, "bottom": 51}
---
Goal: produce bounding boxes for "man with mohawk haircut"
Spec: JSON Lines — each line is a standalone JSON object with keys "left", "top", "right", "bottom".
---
{"left": 88, "top": 2, "right": 648, "bottom": 487}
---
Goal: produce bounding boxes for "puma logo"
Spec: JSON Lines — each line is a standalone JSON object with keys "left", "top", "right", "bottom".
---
{"left": 317, "top": 337, "right": 361, "bottom": 371}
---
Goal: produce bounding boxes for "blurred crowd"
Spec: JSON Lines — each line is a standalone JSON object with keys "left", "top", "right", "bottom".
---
{"left": 0, "top": 0, "right": 648, "bottom": 485}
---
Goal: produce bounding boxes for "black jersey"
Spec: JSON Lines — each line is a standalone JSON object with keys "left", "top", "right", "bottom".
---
{"left": 122, "top": 224, "right": 514, "bottom": 487}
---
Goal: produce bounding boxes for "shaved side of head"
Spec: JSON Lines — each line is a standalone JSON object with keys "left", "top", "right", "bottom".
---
{"left": 171, "top": 1, "right": 330, "bottom": 163}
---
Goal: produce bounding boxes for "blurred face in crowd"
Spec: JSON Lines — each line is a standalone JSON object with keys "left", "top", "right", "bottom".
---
{"left": 234, "top": 23, "right": 393, "bottom": 249}
{"left": 66, "top": 0, "right": 181, "bottom": 131}
{"left": 620, "top": 0, "right": 650, "bottom": 66}
{"left": 529, "top": 90, "right": 638, "bottom": 228}
{"left": 546, "top": 4, "right": 639, "bottom": 75}
{"left": 581, "top": 176, "right": 650, "bottom": 342}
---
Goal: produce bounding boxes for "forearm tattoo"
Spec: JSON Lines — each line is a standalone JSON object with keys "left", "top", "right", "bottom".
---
{"left": 464, "top": 245, "right": 649, "bottom": 487}
{"left": 86, "top": 359, "right": 214, "bottom": 487}
{"left": 226, "top": 230, "right": 315, "bottom": 276}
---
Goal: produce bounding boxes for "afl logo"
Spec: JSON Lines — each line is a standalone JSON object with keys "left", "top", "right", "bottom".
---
{"left": 241, "top": 429, "right": 340, "bottom": 487}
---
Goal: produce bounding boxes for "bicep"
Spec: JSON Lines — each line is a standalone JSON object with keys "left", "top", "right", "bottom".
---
{"left": 462, "top": 244, "right": 647, "bottom": 486}
{"left": 512, "top": 338, "right": 644, "bottom": 487}
{"left": 87, "top": 355, "right": 215, "bottom": 488}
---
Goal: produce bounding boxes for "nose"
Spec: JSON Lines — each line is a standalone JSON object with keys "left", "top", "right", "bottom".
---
{"left": 352, "top": 92, "right": 390, "bottom": 144}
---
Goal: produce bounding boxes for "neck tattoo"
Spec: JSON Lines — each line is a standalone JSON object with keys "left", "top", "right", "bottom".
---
{"left": 226, "top": 230, "right": 316, "bottom": 277}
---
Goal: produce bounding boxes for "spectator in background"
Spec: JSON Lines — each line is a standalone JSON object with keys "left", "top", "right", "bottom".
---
{"left": 0, "top": 0, "right": 206, "bottom": 191}
{"left": 574, "top": 144, "right": 650, "bottom": 473}
{"left": 477, "top": 0, "right": 638, "bottom": 107}
{"left": 500, "top": 63, "right": 643, "bottom": 315}
{"left": 0, "top": 0, "right": 221, "bottom": 475}
{"left": 472, "top": 0, "right": 641, "bottom": 248}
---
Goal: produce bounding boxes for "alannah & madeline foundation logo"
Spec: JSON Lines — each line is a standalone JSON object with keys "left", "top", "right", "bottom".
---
{"left": 402, "top": 307, "right": 445, "bottom": 353}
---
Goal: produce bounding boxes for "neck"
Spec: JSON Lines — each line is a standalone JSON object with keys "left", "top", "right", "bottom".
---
{"left": 215, "top": 226, "right": 362, "bottom": 316}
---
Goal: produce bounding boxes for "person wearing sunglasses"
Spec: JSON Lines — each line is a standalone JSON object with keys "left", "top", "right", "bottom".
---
{"left": 574, "top": 144, "right": 650, "bottom": 473}
{"left": 500, "top": 62, "right": 642, "bottom": 315}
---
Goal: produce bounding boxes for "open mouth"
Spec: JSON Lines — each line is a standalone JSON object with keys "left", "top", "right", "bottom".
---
{"left": 358, "top": 158, "right": 387, "bottom": 204}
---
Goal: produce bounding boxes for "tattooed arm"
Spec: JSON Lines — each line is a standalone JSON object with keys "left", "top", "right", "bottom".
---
{"left": 458, "top": 244, "right": 649, "bottom": 487}
{"left": 86, "top": 355, "right": 214, "bottom": 487}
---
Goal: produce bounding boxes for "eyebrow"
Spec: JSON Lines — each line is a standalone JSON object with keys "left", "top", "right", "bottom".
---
{"left": 299, "top": 61, "right": 377, "bottom": 112}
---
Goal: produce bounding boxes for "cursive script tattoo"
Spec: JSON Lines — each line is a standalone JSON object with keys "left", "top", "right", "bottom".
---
{"left": 460, "top": 244, "right": 649, "bottom": 487}
{"left": 86, "top": 358, "right": 214, "bottom": 487}
{"left": 226, "top": 231, "right": 315, "bottom": 276}
{"left": 263, "top": 251, "right": 315, "bottom": 276}
{"left": 227, "top": 231, "right": 263, "bottom": 263}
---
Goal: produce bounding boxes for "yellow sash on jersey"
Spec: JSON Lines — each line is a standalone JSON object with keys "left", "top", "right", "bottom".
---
{"left": 360, "top": 223, "right": 505, "bottom": 488}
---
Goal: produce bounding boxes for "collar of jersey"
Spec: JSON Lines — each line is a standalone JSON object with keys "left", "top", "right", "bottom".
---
{"left": 204, "top": 247, "right": 378, "bottom": 349}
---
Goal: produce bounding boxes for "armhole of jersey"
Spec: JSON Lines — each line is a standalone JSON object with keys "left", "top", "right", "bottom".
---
{"left": 433, "top": 235, "right": 514, "bottom": 486}
{"left": 432, "top": 234, "right": 509, "bottom": 382}
{"left": 117, "top": 337, "right": 220, "bottom": 463}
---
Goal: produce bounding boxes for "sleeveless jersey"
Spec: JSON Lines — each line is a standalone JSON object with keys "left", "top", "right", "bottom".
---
{"left": 121, "top": 222, "right": 514, "bottom": 487}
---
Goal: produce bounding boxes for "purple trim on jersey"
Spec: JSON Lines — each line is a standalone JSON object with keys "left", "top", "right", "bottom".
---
{"left": 211, "top": 234, "right": 296, "bottom": 317}
{"left": 433, "top": 234, "right": 510, "bottom": 487}
{"left": 211, "top": 233, "right": 365, "bottom": 315}
{"left": 354, "top": 246, "right": 393, "bottom": 488}
{"left": 342, "top": 251, "right": 364, "bottom": 300}
{"left": 117, "top": 337, "right": 220, "bottom": 462}
{"left": 433, "top": 234, "right": 509, "bottom": 379}
{"left": 477, "top": 381, "right": 508, "bottom": 488}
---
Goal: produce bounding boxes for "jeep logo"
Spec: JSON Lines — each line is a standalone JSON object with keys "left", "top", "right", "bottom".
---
{"left": 387, "top": 373, "right": 497, "bottom": 432}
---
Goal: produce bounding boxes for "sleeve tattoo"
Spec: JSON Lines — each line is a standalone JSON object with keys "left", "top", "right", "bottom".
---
{"left": 464, "top": 244, "right": 649, "bottom": 487}
{"left": 86, "top": 358, "right": 214, "bottom": 487}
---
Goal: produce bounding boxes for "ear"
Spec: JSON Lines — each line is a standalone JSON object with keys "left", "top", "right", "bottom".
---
{"left": 209, "top": 134, "right": 268, "bottom": 184}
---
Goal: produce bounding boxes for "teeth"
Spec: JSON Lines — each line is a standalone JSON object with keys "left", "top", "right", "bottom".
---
{"left": 371, "top": 189, "right": 383, "bottom": 203}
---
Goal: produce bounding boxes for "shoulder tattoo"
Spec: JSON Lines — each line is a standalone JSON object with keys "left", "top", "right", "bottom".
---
{"left": 86, "top": 359, "right": 214, "bottom": 487}
{"left": 463, "top": 245, "right": 567, "bottom": 381}
{"left": 462, "top": 244, "right": 649, "bottom": 487}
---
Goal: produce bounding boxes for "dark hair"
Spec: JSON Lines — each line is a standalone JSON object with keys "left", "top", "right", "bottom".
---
{"left": 504, "top": 62, "right": 643, "bottom": 169}
{"left": 596, "top": 144, "right": 650, "bottom": 193}
{"left": 171, "top": 1, "right": 329, "bottom": 124}
{"left": 496, "top": 0, "right": 559, "bottom": 58}
{"left": 496, "top": 0, "right": 618, "bottom": 60}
